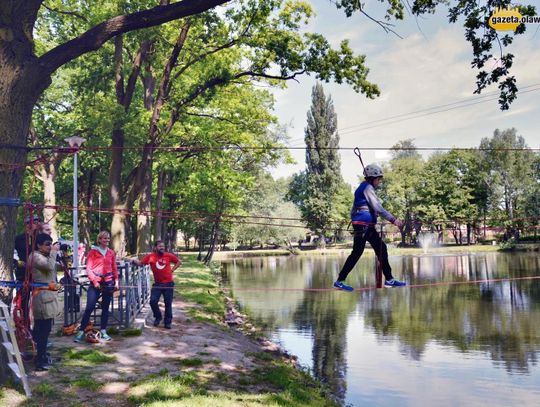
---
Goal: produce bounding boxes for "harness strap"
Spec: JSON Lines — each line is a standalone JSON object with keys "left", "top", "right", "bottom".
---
{"left": 92, "top": 271, "right": 113, "bottom": 278}
{"left": 351, "top": 220, "right": 375, "bottom": 226}
{"left": 351, "top": 205, "right": 370, "bottom": 212}
{"left": 32, "top": 282, "right": 59, "bottom": 296}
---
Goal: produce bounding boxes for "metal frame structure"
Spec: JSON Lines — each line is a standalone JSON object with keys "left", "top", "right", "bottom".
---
{"left": 0, "top": 300, "right": 31, "bottom": 397}
{"left": 63, "top": 263, "right": 151, "bottom": 329}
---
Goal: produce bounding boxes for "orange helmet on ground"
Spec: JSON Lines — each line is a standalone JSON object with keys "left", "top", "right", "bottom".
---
{"left": 85, "top": 329, "right": 101, "bottom": 344}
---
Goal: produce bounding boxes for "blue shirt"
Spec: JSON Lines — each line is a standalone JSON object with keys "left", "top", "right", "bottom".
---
{"left": 351, "top": 181, "right": 396, "bottom": 225}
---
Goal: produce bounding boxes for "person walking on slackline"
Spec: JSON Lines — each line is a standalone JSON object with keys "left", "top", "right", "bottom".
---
{"left": 334, "top": 164, "right": 406, "bottom": 291}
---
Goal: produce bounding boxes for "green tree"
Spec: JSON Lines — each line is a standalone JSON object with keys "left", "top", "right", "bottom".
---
{"left": 34, "top": 1, "right": 384, "bottom": 255}
{"left": 232, "top": 174, "right": 305, "bottom": 250}
{"left": 381, "top": 139, "right": 424, "bottom": 246}
{"left": 522, "top": 154, "right": 540, "bottom": 240}
{"left": 289, "top": 83, "right": 346, "bottom": 246}
{"left": 479, "top": 128, "right": 537, "bottom": 239}
{"left": 415, "top": 150, "right": 478, "bottom": 245}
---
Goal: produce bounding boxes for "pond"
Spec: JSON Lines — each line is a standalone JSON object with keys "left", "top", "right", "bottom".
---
{"left": 222, "top": 251, "right": 540, "bottom": 406}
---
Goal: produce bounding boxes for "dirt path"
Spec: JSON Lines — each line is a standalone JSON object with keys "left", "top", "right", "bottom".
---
{"left": 15, "top": 297, "right": 287, "bottom": 406}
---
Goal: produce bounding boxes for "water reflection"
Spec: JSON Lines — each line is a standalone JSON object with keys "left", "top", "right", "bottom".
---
{"left": 223, "top": 252, "right": 540, "bottom": 406}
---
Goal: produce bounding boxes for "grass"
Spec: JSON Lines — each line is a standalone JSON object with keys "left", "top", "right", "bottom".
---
{"left": 63, "top": 348, "right": 116, "bottom": 366}
{"left": 127, "top": 373, "right": 200, "bottom": 405}
{"left": 176, "top": 358, "right": 205, "bottom": 367}
{"left": 32, "top": 382, "right": 57, "bottom": 398}
{"left": 105, "top": 326, "right": 141, "bottom": 337}
{"left": 246, "top": 351, "right": 274, "bottom": 362}
{"left": 388, "top": 244, "right": 500, "bottom": 256}
{"left": 121, "top": 327, "right": 143, "bottom": 337}
{"left": 69, "top": 376, "right": 103, "bottom": 391}
{"left": 175, "top": 257, "right": 225, "bottom": 321}
{"left": 126, "top": 357, "right": 337, "bottom": 407}
{"left": 128, "top": 380, "right": 332, "bottom": 407}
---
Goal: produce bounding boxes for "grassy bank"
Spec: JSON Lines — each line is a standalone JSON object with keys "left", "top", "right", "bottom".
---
{"left": 0, "top": 254, "right": 338, "bottom": 407}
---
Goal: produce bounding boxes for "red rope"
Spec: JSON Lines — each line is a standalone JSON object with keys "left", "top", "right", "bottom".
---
{"left": 24, "top": 202, "right": 540, "bottom": 232}
{"left": 31, "top": 274, "right": 539, "bottom": 292}
{"left": 224, "top": 275, "right": 540, "bottom": 292}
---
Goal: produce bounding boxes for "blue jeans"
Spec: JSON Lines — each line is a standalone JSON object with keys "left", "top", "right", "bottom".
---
{"left": 150, "top": 282, "right": 174, "bottom": 325}
{"left": 79, "top": 281, "right": 114, "bottom": 330}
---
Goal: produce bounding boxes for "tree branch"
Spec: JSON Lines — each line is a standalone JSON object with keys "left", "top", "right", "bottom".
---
{"left": 184, "top": 111, "right": 245, "bottom": 126}
{"left": 124, "top": 41, "right": 151, "bottom": 110}
{"left": 163, "top": 69, "right": 306, "bottom": 136}
{"left": 171, "top": 10, "right": 256, "bottom": 82}
{"left": 38, "top": 0, "right": 230, "bottom": 75}
{"left": 42, "top": 2, "right": 89, "bottom": 22}
{"left": 360, "top": 10, "right": 403, "bottom": 39}
{"left": 114, "top": 35, "right": 125, "bottom": 105}
{"left": 236, "top": 70, "right": 306, "bottom": 82}
{"left": 172, "top": 37, "right": 239, "bottom": 83}
{"left": 150, "top": 22, "right": 191, "bottom": 143}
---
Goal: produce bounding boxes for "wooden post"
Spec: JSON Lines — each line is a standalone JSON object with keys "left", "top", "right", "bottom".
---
{"left": 376, "top": 223, "right": 384, "bottom": 288}
{"left": 376, "top": 259, "right": 383, "bottom": 288}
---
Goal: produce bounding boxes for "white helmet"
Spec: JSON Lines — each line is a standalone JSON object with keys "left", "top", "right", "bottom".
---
{"left": 363, "top": 163, "right": 384, "bottom": 178}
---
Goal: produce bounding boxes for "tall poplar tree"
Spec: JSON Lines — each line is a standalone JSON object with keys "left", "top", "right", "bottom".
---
{"left": 296, "top": 83, "right": 344, "bottom": 246}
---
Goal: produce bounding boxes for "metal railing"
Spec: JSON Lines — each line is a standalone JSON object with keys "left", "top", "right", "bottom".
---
{"left": 63, "top": 263, "right": 151, "bottom": 329}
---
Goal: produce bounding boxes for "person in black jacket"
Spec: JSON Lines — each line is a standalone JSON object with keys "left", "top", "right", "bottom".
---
{"left": 14, "top": 214, "right": 42, "bottom": 320}
{"left": 14, "top": 214, "right": 42, "bottom": 281}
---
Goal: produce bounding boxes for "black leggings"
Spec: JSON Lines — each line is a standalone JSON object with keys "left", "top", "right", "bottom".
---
{"left": 337, "top": 225, "right": 393, "bottom": 282}
{"left": 34, "top": 318, "right": 53, "bottom": 367}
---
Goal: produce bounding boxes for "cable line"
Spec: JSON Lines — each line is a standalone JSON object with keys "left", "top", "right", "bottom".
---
{"left": 337, "top": 83, "right": 540, "bottom": 133}
{"left": 339, "top": 87, "right": 540, "bottom": 134}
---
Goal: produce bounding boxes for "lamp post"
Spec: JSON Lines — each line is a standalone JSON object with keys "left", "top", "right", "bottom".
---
{"left": 64, "top": 135, "right": 86, "bottom": 276}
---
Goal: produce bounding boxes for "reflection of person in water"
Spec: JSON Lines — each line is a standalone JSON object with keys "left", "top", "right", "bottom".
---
{"left": 132, "top": 241, "right": 181, "bottom": 329}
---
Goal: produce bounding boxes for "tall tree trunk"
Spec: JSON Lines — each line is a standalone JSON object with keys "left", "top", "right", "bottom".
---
{"left": 30, "top": 128, "right": 71, "bottom": 242}
{"left": 109, "top": 126, "right": 127, "bottom": 255}
{"left": 197, "top": 226, "right": 204, "bottom": 261}
{"left": 79, "top": 169, "right": 96, "bottom": 246}
{"left": 165, "top": 193, "right": 177, "bottom": 248}
{"left": 0, "top": 72, "right": 49, "bottom": 304}
{"left": 154, "top": 171, "right": 169, "bottom": 240}
{"left": 167, "top": 224, "right": 176, "bottom": 250}
{"left": 40, "top": 162, "right": 59, "bottom": 241}
{"left": 137, "top": 171, "right": 153, "bottom": 253}
{"left": 0, "top": 62, "right": 51, "bottom": 386}
{"left": 317, "top": 233, "right": 326, "bottom": 249}
{"left": 204, "top": 194, "right": 226, "bottom": 264}
{"left": 111, "top": 205, "right": 128, "bottom": 257}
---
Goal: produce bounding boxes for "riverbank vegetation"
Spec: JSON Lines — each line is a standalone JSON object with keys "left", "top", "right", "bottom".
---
{"left": 0, "top": 254, "right": 338, "bottom": 407}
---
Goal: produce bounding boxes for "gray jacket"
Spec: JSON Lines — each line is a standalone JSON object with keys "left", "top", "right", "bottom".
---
{"left": 29, "top": 250, "right": 59, "bottom": 320}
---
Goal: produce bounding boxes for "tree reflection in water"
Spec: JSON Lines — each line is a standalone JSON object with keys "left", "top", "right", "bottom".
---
{"left": 224, "top": 252, "right": 540, "bottom": 403}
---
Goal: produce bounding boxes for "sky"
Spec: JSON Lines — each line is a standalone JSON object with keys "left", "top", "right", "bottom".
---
{"left": 269, "top": 0, "right": 540, "bottom": 187}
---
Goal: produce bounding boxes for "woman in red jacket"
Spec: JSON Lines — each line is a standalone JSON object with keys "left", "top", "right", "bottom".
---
{"left": 74, "top": 231, "right": 118, "bottom": 342}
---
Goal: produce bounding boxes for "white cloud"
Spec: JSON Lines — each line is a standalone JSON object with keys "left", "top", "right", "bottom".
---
{"left": 270, "top": 4, "right": 540, "bottom": 186}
